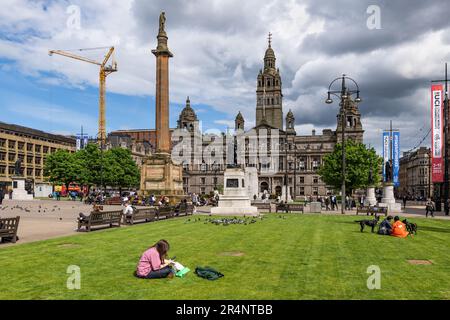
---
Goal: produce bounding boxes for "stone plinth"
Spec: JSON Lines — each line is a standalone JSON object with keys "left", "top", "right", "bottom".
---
{"left": 12, "top": 177, "right": 33, "bottom": 201}
{"left": 379, "top": 183, "right": 402, "bottom": 214}
{"left": 211, "top": 167, "right": 258, "bottom": 216}
{"left": 281, "top": 186, "right": 293, "bottom": 203}
{"left": 245, "top": 167, "right": 259, "bottom": 200}
{"left": 310, "top": 202, "right": 322, "bottom": 213}
{"left": 140, "top": 153, "right": 184, "bottom": 205}
{"left": 364, "top": 187, "right": 377, "bottom": 206}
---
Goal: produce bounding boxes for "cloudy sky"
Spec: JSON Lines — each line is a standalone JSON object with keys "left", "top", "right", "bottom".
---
{"left": 1, "top": 0, "right": 450, "bottom": 154}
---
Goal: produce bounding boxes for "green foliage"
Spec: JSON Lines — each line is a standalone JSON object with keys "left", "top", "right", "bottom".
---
{"left": 44, "top": 144, "right": 140, "bottom": 189}
{"left": 318, "top": 140, "right": 382, "bottom": 194}
{"left": 44, "top": 149, "right": 86, "bottom": 188}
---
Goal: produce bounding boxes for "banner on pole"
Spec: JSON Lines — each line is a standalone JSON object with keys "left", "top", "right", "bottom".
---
{"left": 393, "top": 131, "right": 400, "bottom": 187}
{"left": 382, "top": 131, "right": 390, "bottom": 181}
{"left": 431, "top": 84, "right": 444, "bottom": 183}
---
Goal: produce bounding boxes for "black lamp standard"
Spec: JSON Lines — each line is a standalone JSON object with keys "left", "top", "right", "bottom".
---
{"left": 326, "top": 74, "right": 362, "bottom": 214}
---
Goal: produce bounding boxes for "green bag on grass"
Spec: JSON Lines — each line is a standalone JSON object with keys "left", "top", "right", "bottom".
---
{"left": 175, "top": 267, "right": 191, "bottom": 278}
{"left": 194, "top": 266, "right": 224, "bottom": 280}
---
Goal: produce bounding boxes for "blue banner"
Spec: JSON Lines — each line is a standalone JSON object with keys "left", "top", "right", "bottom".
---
{"left": 393, "top": 131, "right": 400, "bottom": 187}
{"left": 382, "top": 131, "right": 390, "bottom": 181}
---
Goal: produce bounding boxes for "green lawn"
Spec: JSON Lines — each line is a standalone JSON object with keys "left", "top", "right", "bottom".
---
{"left": 0, "top": 214, "right": 449, "bottom": 300}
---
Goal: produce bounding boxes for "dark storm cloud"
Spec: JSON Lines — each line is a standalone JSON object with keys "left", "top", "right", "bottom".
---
{"left": 302, "top": 0, "right": 450, "bottom": 56}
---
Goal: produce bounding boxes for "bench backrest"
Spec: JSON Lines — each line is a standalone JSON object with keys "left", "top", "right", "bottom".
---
{"left": 90, "top": 210, "right": 122, "bottom": 223}
{"left": 288, "top": 204, "right": 304, "bottom": 210}
{"left": 0, "top": 216, "right": 20, "bottom": 231}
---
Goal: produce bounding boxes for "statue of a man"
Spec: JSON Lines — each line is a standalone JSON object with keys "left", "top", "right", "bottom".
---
{"left": 14, "top": 159, "right": 23, "bottom": 176}
{"left": 159, "top": 12, "right": 166, "bottom": 32}
{"left": 368, "top": 167, "right": 374, "bottom": 186}
{"left": 385, "top": 160, "right": 392, "bottom": 183}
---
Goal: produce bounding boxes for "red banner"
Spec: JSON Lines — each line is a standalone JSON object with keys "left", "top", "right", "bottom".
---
{"left": 431, "top": 84, "right": 444, "bottom": 183}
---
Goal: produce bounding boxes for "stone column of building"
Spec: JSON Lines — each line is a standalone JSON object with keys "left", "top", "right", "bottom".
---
{"left": 152, "top": 12, "right": 173, "bottom": 154}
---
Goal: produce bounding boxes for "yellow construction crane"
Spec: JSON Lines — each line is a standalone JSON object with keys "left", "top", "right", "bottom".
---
{"left": 48, "top": 46, "right": 118, "bottom": 146}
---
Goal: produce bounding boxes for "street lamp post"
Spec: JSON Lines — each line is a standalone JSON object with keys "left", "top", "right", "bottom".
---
{"left": 285, "top": 131, "right": 289, "bottom": 203}
{"left": 326, "top": 74, "right": 362, "bottom": 214}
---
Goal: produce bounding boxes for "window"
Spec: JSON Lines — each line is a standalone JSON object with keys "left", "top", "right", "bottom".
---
{"left": 9, "top": 141, "right": 16, "bottom": 149}
{"left": 26, "top": 143, "right": 33, "bottom": 151}
{"left": 213, "top": 177, "right": 218, "bottom": 185}
{"left": 201, "top": 177, "right": 206, "bottom": 185}
{"left": 313, "top": 177, "right": 319, "bottom": 184}
{"left": 313, "top": 187, "right": 319, "bottom": 196}
{"left": 299, "top": 187, "right": 305, "bottom": 196}
{"left": 299, "top": 177, "right": 305, "bottom": 184}
{"left": 201, "top": 187, "right": 206, "bottom": 195}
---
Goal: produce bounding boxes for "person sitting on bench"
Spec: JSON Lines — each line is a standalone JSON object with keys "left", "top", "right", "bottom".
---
{"left": 377, "top": 215, "right": 393, "bottom": 235}
{"left": 78, "top": 204, "right": 103, "bottom": 222}
{"left": 135, "top": 239, "right": 175, "bottom": 279}
{"left": 123, "top": 201, "right": 134, "bottom": 221}
{"left": 391, "top": 216, "right": 409, "bottom": 238}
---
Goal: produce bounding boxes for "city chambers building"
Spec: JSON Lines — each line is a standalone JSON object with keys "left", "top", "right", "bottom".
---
{"left": 0, "top": 122, "right": 76, "bottom": 192}
{"left": 116, "top": 37, "right": 365, "bottom": 199}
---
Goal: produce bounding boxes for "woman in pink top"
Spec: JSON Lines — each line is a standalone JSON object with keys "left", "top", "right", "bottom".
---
{"left": 135, "top": 239, "right": 175, "bottom": 279}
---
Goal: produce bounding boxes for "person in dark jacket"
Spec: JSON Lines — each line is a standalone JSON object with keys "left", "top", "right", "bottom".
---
{"left": 0, "top": 188, "right": 5, "bottom": 206}
{"left": 378, "top": 216, "right": 393, "bottom": 235}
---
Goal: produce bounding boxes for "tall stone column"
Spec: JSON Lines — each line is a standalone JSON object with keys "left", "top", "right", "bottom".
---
{"left": 152, "top": 13, "right": 173, "bottom": 154}
{"left": 140, "top": 12, "right": 183, "bottom": 203}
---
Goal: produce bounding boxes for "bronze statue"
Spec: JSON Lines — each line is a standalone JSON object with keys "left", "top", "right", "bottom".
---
{"left": 14, "top": 159, "right": 23, "bottom": 176}
{"left": 159, "top": 12, "right": 166, "bottom": 33}
{"left": 384, "top": 160, "right": 392, "bottom": 183}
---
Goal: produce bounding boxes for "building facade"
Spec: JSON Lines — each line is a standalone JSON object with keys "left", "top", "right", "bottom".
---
{"left": 0, "top": 122, "right": 76, "bottom": 189}
{"left": 399, "top": 147, "right": 432, "bottom": 199}
{"left": 174, "top": 37, "right": 364, "bottom": 197}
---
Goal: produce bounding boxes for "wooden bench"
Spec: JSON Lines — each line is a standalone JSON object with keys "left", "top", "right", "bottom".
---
{"left": 105, "top": 197, "right": 122, "bottom": 205}
{"left": 286, "top": 204, "right": 304, "bottom": 213}
{"left": 356, "top": 206, "right": 372, "bottom": 215}
{"left": 123, "top": 208, "right": 157, "bottom": 225}
{"left": 176, "top": 203, "right": 194, "bottom": 217}
{"left": 252, "top": 203, "right": 272, "bottom": 212}
{"left": 371, "top": 206, "right": 388, "bottom": 216}
{"left": 275, "top": 203, "right": 289, "bottom": 213}
{"left": 0, "top": 216, "right": 20, "bottom": 243}
{"left": 77, "top": 210, "right": 122, "bottom": 232}
{"left": 157, "top": 206, "right": 175, "bottom": 220}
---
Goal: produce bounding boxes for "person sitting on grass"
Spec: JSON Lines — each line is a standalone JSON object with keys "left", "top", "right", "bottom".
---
{"left": 377, "top": 215, "right": 393, "bottom": 235}
{"left": 391, "top": 216, "right": 409, "bottom": 238}
{"left": 135, "top": 240, "right": 175, "bottom": 279}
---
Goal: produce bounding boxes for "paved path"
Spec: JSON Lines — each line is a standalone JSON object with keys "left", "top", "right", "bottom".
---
{"left": 0, "top": 199, "right": 124, "bottom": 247}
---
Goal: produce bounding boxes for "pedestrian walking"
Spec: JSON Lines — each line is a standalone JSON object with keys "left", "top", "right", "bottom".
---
{"left": 425, "top": 198, "right": 435, "bottom": 218}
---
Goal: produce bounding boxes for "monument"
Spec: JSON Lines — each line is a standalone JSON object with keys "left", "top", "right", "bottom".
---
{"left": 140, "top": 12, "right": 183, "bottom": 203}
{"left": 211, "top": 139, "right": 258, "bottom": 216}
{"left": 364, "top": 167, "right": 377, "bottom": 206}
{"left": 12, "top": 159, "right": 33, "bottom": 201}
{"left": 379, "top": 160, "right": 402, "bottom": 213}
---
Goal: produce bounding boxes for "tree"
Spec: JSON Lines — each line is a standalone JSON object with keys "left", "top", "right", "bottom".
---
{"left": 76, "top": 143, "right": 103, "bottom": 188}
{"left": 318, "top": 140, "right": 382, "bottom": 195}
{"left": 102, "top": 148, "right": 141, "bottom": 191}
{"left": 44, "top": 149, "right": 87, "bottom": 190}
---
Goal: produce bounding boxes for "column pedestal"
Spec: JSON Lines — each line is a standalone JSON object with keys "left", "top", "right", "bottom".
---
{"left": 140, "top": 153, "right": 184, "bottom": 205}
{"left": 379, "top": 183, "right": 402, "bottom": 214}
{"left": 211, "top": 168, "right": 258, "bottom": 216}
{"left": 364, "top": 187, "right": 377, "bottom": 206}
{"left": 12, "top": 176, "right": 33, "bottom": 201}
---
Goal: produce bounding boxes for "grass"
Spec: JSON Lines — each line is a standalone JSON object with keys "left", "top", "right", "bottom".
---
{"left": 0, "top": 214, "right": 449, "bottom": 300}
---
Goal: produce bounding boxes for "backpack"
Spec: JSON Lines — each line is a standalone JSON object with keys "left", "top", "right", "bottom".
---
{"left": 194, "top": 266, "right": 224, "bottom": 281}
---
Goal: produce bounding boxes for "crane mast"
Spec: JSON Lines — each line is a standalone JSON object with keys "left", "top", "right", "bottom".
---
{"left": 49, "top": 47, "right": 118, "bottom": 146}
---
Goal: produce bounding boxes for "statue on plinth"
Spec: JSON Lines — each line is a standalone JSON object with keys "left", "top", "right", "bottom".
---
{"left": 384, "top": 160, "right": 392, "bottom": 183}
{"left": 14, "top": 159, "right": 23, "bottom": 176}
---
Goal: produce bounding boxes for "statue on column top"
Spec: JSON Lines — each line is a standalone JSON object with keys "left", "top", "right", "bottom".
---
{"left": 159, "top": 12, "right": 166, "bottom": 33}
